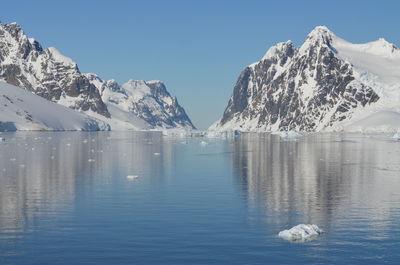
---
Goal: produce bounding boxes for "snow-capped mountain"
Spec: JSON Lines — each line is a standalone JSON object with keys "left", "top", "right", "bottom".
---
{"left": 210, "top": 26, "right": 400, "bottom": 132}
{"left": 0, "top": 23, "right": 110, "bottom": 118}
{"left": 0, "top": 22, "right": 195, "bottom": 130}
{"left": 0, "top": 81, "right": 109, "bottom": 131}
{"left": 84, "top": 74, "right": 195, "bottom": 130}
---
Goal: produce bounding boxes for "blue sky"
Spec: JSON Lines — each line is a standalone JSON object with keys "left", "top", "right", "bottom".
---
{"left": 2, "top": 0, "right": 399, "bottom": 129}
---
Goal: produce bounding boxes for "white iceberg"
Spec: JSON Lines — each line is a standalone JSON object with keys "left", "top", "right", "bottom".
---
{"left": 278, "top": 224, "right": 323, "bottom": 242}
{"left": 127, "top": 175, "right": 139, "bottom": 180}
{"left": 393, "top": 132, "right": 400, "bottom": 140}
{"left": 200, "top": 141, "right": 208, "bottom": 146}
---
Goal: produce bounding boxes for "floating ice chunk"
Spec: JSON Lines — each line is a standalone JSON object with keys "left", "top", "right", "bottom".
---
{"left": 127, "top": 175, "right": 139, "bottom": 180}
{"left": 153, "top": 152, "right": 160, "bottom": 156}
{"left": 393, "top": 132, "right": 400, "bottom": 140}
{"left": 200, "top": 141, "right": 208, "bottom": 146}
{"left": 278, "top": 224, "right": 323, "bottom": 242}
{"left": 0, "top": 137, "right": 5, "bottom": 142}
{"left": 88, "top": 159, "right": 95, "bottom": 162}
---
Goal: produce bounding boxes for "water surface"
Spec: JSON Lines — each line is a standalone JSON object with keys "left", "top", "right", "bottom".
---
{"left": 0, "top": 132, "right": 400, "bottom": 264}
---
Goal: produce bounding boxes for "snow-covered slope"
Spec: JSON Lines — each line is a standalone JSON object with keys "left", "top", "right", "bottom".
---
{"left": 343, "top": 111, "right": 400, "bottom": 133}
{"left": 211, "top": 26, "right": 400, "bottom": 132}
{"left": 0, "top": 22, "right": 195, "bottom": 131}
{"left": 0, "top": 81, "right": 109, "bottom": 131}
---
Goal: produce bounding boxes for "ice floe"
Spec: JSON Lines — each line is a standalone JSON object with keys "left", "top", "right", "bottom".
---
{"left": 278, "top": 224, "right": 323, "bottom": 242}
{"left": 200, "top": 141, "right": 208, "bottom": 146}
{"left": 127, "top": 175, "right": 139, "bottom": 180}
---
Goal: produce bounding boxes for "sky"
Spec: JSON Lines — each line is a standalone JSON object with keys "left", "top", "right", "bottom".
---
{"left": 2, "top": 0, "right": 400, "bottom": 129}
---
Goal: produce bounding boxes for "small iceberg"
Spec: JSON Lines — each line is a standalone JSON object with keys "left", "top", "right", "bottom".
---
{"left": 127, "top": 175, "right": 139, "bottom": 180}
{"left": 200, "top": 141, "right": 208, "bottom": 146}
{"left": 153, "top": 152, "right": 160, "bottom": 156}
{"left": 393, "top": 132, "right": 400, "bottom": 140}
{"left": 0, "top": 137, "right": 5, "bottom": 142}
{"left": 278, "top": 224, "right": 323, "bottom": 242}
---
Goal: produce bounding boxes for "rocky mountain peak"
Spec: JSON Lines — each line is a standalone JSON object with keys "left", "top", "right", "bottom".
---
{"left": 261, "top": 40, "right": 296, "bottom": 61}
{"left": 211, "top": 26, "right": 388, "bottom": 132}
{"left": 300, "top": 25, "right": 337, "bottom": 54}
{"left": 1, "top": 22, "right": 24, "bottom": 39}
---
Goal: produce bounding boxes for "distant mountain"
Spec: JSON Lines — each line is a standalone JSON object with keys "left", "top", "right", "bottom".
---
{"left": 210, "top": 26, "right": 400, "bottom": 132}
{"left": 84, "top": 74, "right": 195, "bottom": 130}
{"left": 0, "top": 81, "right": 109, "bottom": 131}
{"left": 0, "top": 22, "right": 195, "bottom": 130}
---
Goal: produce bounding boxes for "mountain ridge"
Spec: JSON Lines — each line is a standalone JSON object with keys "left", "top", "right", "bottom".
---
{"left": 0, "top": 22, "right": 195, "bottom": 130}
{"left": 210, "top": 26, "right": 400, "bottom": 132}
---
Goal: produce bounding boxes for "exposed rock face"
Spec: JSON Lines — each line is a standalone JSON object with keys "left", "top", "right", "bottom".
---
{"left": 139, "top": 80, "right": 195, "bottom": 128}
{"left": 0, "top": 22, "right": 195, "bottom": 130}
{"left": 211, "top": 26, "right": 385, "bottom": 132}
{"left": 0, "top": 23, "right": 110, "bottom": 117}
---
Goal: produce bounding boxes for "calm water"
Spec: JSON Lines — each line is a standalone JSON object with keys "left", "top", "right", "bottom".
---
{"left": 1, "top": 131, "right": 400, "bottom": 265}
